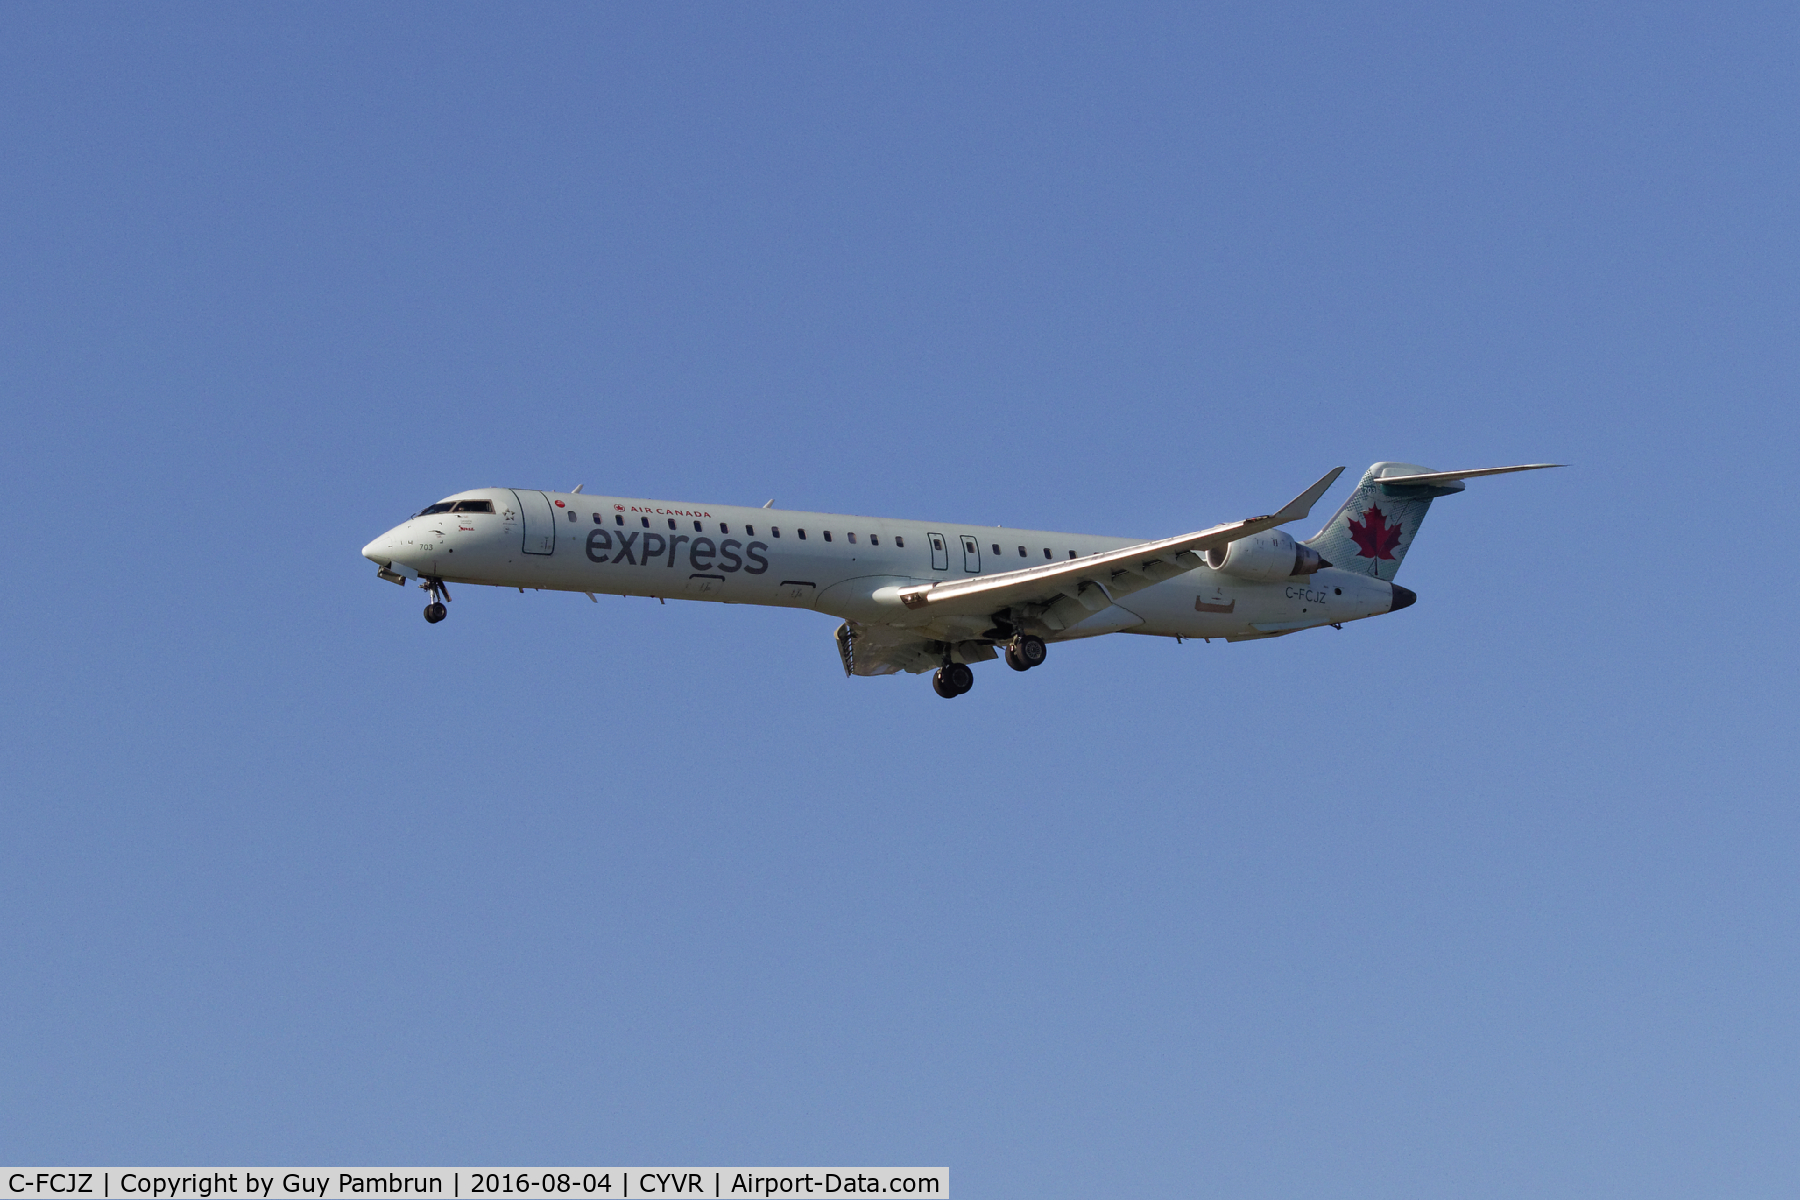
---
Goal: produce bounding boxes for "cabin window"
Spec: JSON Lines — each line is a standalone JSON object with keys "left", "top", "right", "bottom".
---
{"left": 1068, "top": 550, "right": 1077, "bottom": 558}
{"left": 823, "top": 531, "right": 832, "bottom": 542}
{"left": 991, "top": 543, "right": 1001, "bottom": 556}
{"left": 847, "top": 532, "right": 856, "bottom": 544}
{"left": 615, "top": 514, "right": 624, "bottom": 526}
{"left": 870, "top": 534, "right": 879, "bottom": 546}
{"left": 1017, "top": 545, "right": 1026, "bottom": 557}
{"left": 1043, "top": 548, "right": 1051, "bottom": 559}
{"left": 720, "top": 523, "right": 729, "bottom": 534}
{"left": 771, "top": 527, "right": 780, "bottom": 537}
{"left": 668, "top": 518, "right": 677, "bottom": 530}
{"left": 894, "top": 536, "right": 904, "bottom": 548}
{"left": 641, "top": 517, "right": 650, "bottom": 528}
{"left": 451, "top": 500, "right": 494, "bottom": 513}
{"left": 566, "top": 509, "right": 577, "bottom": 522}
{"left": 419, "top": 502, "right": 456, "bottom": 515}
{"left": 593, "top": 513, "right": 603, "bottom": 524}
{"left": 746, "top": 524, "right": 755, "bottom": 536}
{"left": 798, "top": 529, "right": 807, "bottom": 539}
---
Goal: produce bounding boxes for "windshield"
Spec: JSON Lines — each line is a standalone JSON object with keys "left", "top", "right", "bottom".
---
{"left": 416, "top": 499, "right": 494, "bottom": 516}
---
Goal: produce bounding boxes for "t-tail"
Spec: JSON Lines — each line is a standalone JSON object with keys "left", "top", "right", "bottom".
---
{"left": 1305, "top": 462, "right": 1565, "bottom": 581}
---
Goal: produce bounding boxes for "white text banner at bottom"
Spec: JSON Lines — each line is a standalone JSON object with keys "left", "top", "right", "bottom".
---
{"left": 1, "top": 1173, "right": 946, "bottom": 1200}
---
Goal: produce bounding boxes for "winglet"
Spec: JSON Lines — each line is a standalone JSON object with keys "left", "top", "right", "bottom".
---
{"left": 1269, "top": 467, "right": 1345, "bottom": 525}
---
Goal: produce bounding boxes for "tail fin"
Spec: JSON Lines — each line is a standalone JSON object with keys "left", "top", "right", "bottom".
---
{"left": 1304, "top": 461, "right": 1563, "bottom": 580}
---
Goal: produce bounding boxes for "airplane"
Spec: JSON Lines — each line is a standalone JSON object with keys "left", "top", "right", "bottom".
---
{"left": 361, "top": 461, "right": 1561, "bottom": 698}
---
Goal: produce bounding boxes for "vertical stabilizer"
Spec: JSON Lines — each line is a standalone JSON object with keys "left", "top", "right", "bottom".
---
{"left": 1304, "top": 462, "right": 1462, "bottom": 581}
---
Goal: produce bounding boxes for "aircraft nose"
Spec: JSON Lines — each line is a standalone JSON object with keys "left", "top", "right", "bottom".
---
{"left": 1389, "top": 584, "right": 1417, "bottom": 612}
{"left": 363, "top": 532, "right": 398, "bottom": 564}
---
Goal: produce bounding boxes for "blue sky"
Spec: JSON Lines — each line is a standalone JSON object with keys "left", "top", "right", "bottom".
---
{"left": 2, "top": 4, "right": 1795, "bottom": 1195}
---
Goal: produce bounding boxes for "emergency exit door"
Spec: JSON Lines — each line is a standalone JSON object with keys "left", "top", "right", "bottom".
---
{"left": 512, "top": 489, "right": 557, "bottom": 555}
{"left": 927, "top": 532, "right": 949, "bottom": 571}
{"left": 960, "top": 534, "right": 981, "bottom": 572}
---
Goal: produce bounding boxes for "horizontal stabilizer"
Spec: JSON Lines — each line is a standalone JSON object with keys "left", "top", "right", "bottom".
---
{"left": 1307, "top": 459, "right": 1560, "bottom": 581}
{"left": 1374, "top": 463, "right": 1566, "bottom": 486}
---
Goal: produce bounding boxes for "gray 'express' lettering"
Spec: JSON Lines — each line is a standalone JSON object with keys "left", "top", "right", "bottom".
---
{"left": 586, "top": 530, "right": 765, "bottom": 574}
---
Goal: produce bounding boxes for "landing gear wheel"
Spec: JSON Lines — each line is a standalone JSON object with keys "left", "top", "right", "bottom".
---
{"left": 932, "top": 669, "right": 959, "bottom": 699}
{"left": 1015, "top": 635, "right": 1046, "bottom": 668}
{"left": 944, "top": 662, "right": 973, "bottom": 694}
{"left": 420, "top": 577, "right": 451, "bottom": 624}
{"left": 1006, "top": 635, "right": 1047, "bottom": 671}
{"left": 1006, "top": 635, "right": 1046, "bottom": 671}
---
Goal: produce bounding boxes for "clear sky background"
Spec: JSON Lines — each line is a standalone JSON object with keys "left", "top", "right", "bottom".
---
{"left": 2, "top": 4, "right": 1796, "bottom": 1195}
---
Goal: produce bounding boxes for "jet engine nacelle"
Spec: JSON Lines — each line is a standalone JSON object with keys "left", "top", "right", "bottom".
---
{"left": 1205, "top": 530, "right": 1330, "bottom": 582}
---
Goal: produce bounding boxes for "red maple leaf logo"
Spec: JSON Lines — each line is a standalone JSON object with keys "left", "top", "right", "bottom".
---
{"left": 1348, "top": 506, "right": 1404, "bottom": 559}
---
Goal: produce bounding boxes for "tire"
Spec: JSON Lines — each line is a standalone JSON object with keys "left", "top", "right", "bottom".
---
{"left": 1005, "top": 646, "right": 1031, "bottom": 672}
{"left": 424, "top": 602, "right": 447, "bottom": 623}
{"left": 944, "top": 662, "right": 974, "bottom": 694}
{"left": 1016, "top": 635, "right": 1047, "bottom": 668}
{"left": 931, "top": 669, "right": 959, "bottom": 699}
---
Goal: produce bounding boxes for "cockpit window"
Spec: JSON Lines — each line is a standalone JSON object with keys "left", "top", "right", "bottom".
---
{"left": 452, "top": 500, "right": 494, "bottom": 513}
{"left": 419, "top": 502, "right": 457, "bottom": 515}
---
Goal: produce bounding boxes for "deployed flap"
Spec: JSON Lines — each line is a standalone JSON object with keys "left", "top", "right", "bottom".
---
{"left": 836, "top": 622, "right": 989, "bottom": 676}
{"left": 878, "top": 468, "right": 1344, "bottom": 623}
{"left": 1373, "top": 463, "right": 1565, "bottom": 486}
{"left": 837, "top": 621, "right": 934, "bottom": 676}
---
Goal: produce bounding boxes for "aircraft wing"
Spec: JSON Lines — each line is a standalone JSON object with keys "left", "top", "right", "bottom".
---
{"left": 878, "top": 468, "right": 1344, "bottom": 630}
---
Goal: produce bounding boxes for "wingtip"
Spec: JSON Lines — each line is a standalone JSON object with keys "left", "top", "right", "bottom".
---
{"left": 1272, "top": 466, "right": 1347, "bottom": 523}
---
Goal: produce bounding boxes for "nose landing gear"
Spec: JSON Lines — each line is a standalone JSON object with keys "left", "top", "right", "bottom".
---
{"left": 421, "top": 578, "right": 451, "bottom": 623}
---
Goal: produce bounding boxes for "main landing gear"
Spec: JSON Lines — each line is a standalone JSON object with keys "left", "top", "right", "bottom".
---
{"left": 421, "top": 578, "right": 451, "bottom": 624}
{"left": 932, "top": 662, "right": 974, "bottom": 699}
{"left": 932, "top": 634, "right": 1048, "bottom": 697}
{"left": 1005, "top": 635, "right": 1047, "bottom": 672}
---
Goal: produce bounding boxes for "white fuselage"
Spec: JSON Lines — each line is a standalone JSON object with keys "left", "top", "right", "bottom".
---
{"left": 361, "top": 488, "right": 1400, "bottom": 644}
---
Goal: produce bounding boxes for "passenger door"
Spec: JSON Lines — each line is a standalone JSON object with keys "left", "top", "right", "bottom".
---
{"left": 512, "top": 489, "right": 557, "bottom": 555}
{"left": 960, "top": 534, "right": 981, "bottom": 573}
{"left": 928, "top": 532, "right": 949, "bottom": 572}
